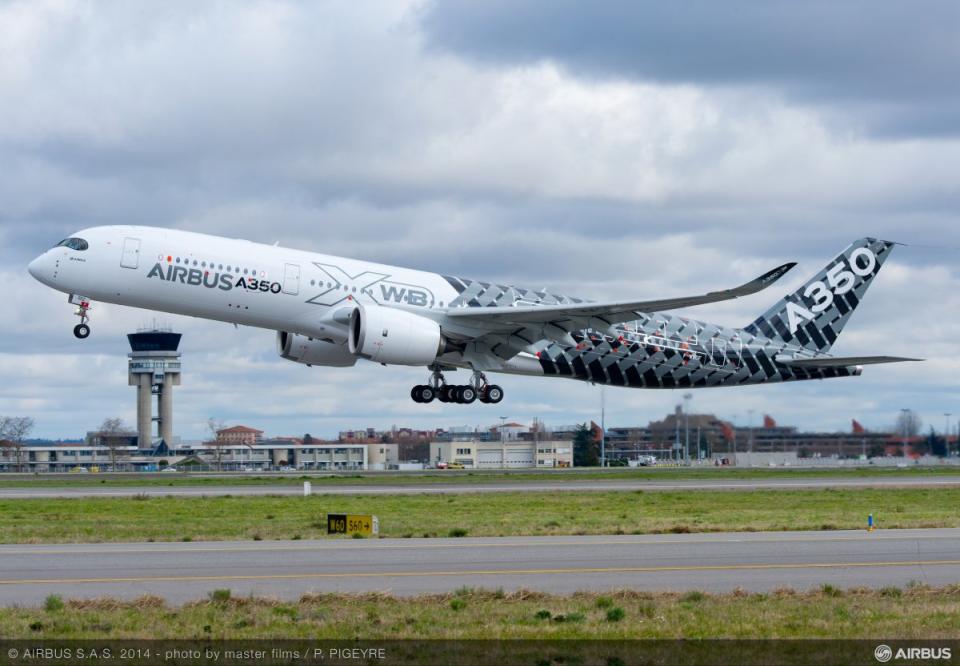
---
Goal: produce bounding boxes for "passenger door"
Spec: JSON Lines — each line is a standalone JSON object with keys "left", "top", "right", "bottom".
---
{"left": 282, "top": 263, "right": 301, "bottom": 295}
{"left": 121, "top": 237, "right": 141, "bottom": 269}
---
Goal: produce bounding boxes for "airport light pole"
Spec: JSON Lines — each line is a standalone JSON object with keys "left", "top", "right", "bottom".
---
{"left": 499, "top": 416, "right": 507, "bottom": 444}
{"left": 731, "top": 414, "right": 739, "bottom": 460}
{"left": 747, "top": 409, "right": 755, "bottom": 466}
{"left": 674, "top": 405, "right": 681, "bottom": 463}
{"left": 945, "top": 413, "right": 952, "bottom": 455}
{"left": 900, "top": 408, "right": 909, "bottom": 457}
{"left": 600, "top": 386, "right": 606, "bottom": 468}
{"left": 683, "top": 393, "right": 692, "bottom": 465}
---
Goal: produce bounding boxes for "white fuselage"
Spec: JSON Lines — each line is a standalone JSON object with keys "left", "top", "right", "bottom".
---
{"left": 28, "top": 225, "right": 466, "bottom": 344}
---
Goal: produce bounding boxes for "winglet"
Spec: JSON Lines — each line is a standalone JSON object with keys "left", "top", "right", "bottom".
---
{"left": 755, "top": 262, "right": 797, "bottom": 289}
{"left": 714, "top": 262, "right": 797, "bottom": 300}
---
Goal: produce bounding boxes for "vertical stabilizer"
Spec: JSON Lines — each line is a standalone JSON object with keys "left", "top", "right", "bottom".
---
{"left": 744, "top": 238, "right": 895, "bottom": 353}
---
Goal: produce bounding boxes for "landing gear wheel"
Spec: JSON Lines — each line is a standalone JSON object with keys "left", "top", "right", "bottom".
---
{"left": 420, "top": 386, "right": 435, "bottom": 403}
{"left": 411, "top": 385, "right": 424, "bottom": 403}
{"left": 70, "top": 296, "right": 93, "bottom": 340}
{"left": 485, "top": 384, "right": 504, "bottom": 404}
{"left": 441, "top": 385, "right": 458, "bottom": 403}
{"left": 459, "top": 386, "right": 477, "bottom": 404}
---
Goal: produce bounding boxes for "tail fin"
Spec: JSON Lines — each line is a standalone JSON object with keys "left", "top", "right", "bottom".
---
{"left": 744, "top": 238, "right": 895, "bottom": 353}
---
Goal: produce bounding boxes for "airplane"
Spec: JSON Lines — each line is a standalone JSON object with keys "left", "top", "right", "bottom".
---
{"left": 27, "top": 227, "right": 918, "bottom": 404}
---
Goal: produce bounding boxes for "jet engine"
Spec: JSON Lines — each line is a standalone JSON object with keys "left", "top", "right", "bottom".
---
{"left": 277, "top": 331, "right": 357, "bottom": 367}
{"left": 348, "top": 305, "right": 443, "bottom": 366}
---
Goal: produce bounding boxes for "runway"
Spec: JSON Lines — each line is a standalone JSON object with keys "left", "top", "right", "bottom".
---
{"left": 2, "top": 474, "right": 960, "bottom": 498}
{"left": 1, "top": 528, "right": 958, "bottom": 604}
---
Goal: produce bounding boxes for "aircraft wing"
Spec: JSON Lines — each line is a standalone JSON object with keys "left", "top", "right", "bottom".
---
{"left": 444, "top": 262, "right": 797, "bottom": 331}
{"left": 775, "top": 355, "right": 923, "bottom": 368}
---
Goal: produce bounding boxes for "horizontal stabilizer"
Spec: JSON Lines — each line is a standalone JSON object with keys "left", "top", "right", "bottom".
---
{"left": 775, "top": 355, "right": 922, "bottom": 368}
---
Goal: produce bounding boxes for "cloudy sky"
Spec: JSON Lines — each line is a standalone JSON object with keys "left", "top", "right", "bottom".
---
{"left": 2, "top": 0, "right": 958, "bottom": 441}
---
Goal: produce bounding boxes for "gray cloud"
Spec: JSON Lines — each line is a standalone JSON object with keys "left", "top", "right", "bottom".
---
{"left": 421, "top": 0, "right": 960, "bottom": 136}
{"left": 1, "top": 1, "right": 958, "bottom": 439}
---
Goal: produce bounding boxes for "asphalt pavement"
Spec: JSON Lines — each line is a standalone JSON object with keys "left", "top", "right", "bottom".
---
{"left": 1, "top": 529, "right": 958, "bottom": 604}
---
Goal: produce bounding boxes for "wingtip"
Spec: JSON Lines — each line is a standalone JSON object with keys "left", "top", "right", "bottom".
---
{"left": 756, "top": 261, "right": 796, "bottom": 287}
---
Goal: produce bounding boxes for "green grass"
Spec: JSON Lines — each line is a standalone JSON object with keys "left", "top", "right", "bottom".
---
{"left": 0, "top": 487, "right": 957, "bottom": 543}
{"left": 2, "top": 586, "right": 958, "bottom": 638}
{"left": 1, "top": 464, "right": 957, "bottom": 488}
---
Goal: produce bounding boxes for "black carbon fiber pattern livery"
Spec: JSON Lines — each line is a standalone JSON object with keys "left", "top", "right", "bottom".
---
{"left": 442, "top": 276, "right": 584, "bottom": 309}
{"left": 744, "top": 238, "right": 894, "bottom": 353}
{"left": 535, "top": 313, "right": 856, "bottom": 388}
{"left": 443, "top": 238, "right": 893, "bottom": 389}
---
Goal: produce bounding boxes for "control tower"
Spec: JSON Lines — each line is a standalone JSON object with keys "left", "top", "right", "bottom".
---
{"left": 127, "top": 329, "right": 182, "bottom": 449}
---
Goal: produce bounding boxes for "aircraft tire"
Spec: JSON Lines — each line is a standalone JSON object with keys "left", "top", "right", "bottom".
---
{"left": 74, "top": 324, "right": 91, "bottom": 339}
{"left": 460, "top": 386, "right": 477, "bottom": 404}
{"left": 486, "top": 385, "right": 504, "bottom": 404}
{"left": 411, "top": 386, "right": 423, "bottom": 403}
{"left": 420, "top": 386, "right": 435, "bottom": 403}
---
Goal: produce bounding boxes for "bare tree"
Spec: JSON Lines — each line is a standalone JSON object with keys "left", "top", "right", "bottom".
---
{"left": 892, "top": 409, "right": 923, "bottom": 456}
{"left": 206, "top": 418, "right": 229, "bottom": 471}
{"left": 895, "top": 410, "right": 923, "bottom": 438}
{"left": 0, "top": 417, "right": 35, "bottom": 472}
{"left": 98, "top": 417, "right": 131, "bottom": 472}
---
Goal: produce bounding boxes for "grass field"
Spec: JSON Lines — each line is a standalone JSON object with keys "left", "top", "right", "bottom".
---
{"left": 0, "top": 487, "right": 957, "bottom": 543}
{"left": 3, "top": 584, "right": 958, "bottom": 639}
{"left": 0, "top": 465, "right": 957, "bottom": 488}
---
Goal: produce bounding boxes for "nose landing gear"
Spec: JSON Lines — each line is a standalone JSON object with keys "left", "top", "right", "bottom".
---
{"left": 70, "top": 295, "right": 92, "bottom": 339}
{"left": 411, "top": 367, "right": 503, "bottom": 405}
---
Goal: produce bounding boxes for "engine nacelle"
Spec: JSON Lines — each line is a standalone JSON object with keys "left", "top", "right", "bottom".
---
{"left": 348, "top": 305, "right": 443, "bottom": 366}
{"left": 277, "top": 331, "right": 357, "bottom": 367}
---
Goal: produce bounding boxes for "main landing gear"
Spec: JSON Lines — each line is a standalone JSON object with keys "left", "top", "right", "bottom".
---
{"left": 411, "top": 368, "right": 504, "bottom": 405}
{"left": 71, "top": 296, "right": 92, "bottom": 339}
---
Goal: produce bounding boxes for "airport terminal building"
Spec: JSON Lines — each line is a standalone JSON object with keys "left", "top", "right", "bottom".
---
{"left": 5, "top": 412, "right": 955, "bottom": 473}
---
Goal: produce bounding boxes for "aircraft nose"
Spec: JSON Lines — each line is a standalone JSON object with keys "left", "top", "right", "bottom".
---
{"left": 28, "top": 253, "right": 49, "bottom": 282}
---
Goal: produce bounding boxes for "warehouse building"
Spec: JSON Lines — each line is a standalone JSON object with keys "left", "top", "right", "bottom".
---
{"left": 430, "top": 439, "right": 572, "bottom": 469}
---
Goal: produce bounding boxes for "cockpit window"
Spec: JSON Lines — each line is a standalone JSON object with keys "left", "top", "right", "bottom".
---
{"left": 56, "top": 238, "right": 89, "bottom": 251}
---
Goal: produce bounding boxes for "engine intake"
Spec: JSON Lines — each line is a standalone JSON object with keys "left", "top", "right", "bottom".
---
{"left": 277, "top": 331, "right": 357, "bottom": 367}
{"left": 348, "top": 306, "right": 443, "bottom": 366}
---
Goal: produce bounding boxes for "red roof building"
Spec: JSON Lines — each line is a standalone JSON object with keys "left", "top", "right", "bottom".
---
{"left": 215, "top": 426, "right": 264, "bottom": 446}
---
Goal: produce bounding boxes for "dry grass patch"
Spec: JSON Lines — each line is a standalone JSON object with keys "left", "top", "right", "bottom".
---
{"left": 1, "top": 586, "right": 959, "bottom": 639}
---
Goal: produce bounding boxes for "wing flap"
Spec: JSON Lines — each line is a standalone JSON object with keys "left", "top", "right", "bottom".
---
{"left": 775, "top": 355, "right": 922, "bottom": 368}
{"left": 445, "top": 262, "right": 796, "bottom": 329}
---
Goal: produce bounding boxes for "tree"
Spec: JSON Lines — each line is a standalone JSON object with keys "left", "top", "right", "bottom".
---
{"left": 893, "top": 410, "right": 922, "bottom": 456}
{"left": 895, "top": 410, "right": 922, "bottom": 438}
{"left": 303, "top": 433, "right": 314, "bottom": 444}
{"left": 926, "top": 428, "right": 948, "bottom": 458}
{"left": 98, "top": 417, "right": 131, "bottom": 471}
{"left": 0, "top": 416, "right": 35, "bottom": 472}
{"left": 206, "top": 418, "right": 229, "bottom": 471}
{"left": 573, "top": 423, "right": 599, "bottom": 467}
